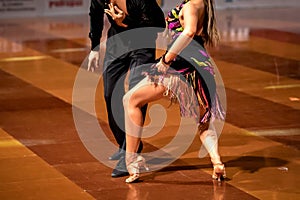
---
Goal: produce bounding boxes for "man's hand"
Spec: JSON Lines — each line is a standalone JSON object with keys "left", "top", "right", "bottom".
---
{"left": 104, "top": 3, "right": 128, "bottom": 28}
{"left": 87, "top": 50, "right": 100, "bottom": 72}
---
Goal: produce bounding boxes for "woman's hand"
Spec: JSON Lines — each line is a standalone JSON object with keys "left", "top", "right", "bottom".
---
{"left": 104, "top": 3, "right": 128, "bottom": 28}
{"left": 155, "top": 57, "right": 170, "bottom": 74}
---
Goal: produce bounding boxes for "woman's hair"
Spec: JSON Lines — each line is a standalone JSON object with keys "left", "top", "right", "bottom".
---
{"left": 202, "top": 0, "right": 220, "bottom": 46}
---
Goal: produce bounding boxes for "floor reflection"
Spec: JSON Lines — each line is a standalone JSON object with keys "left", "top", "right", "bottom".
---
{"left": 125, "top": 180, "right": 227, "bottom": 200}
{"left": 126, "top": 184, "right": 150, "bottom": 200}
{"left": 213, "top": 180, "right": 226, "bottom": 200}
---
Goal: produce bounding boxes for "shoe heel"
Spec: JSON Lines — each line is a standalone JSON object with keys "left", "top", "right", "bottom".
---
{"left": 143, "top": 164, "right": 150, "bottom": 171}
{"left": 212, "top": 163, "right": 226, "bottom": 181}
{"left": 137, "top": 155, "right": 149, "bottom": 171}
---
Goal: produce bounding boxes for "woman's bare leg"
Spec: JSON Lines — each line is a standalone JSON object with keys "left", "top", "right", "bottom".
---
{"left": 199, "top": 129, "right": 221, "bottom": 165}
{"left": 199, "top": 123, "right": 226, "bottom": 180}
{"left": 123, "top": 79, "right": 165, "bottom": 154}
{"left": 123, "top": 79, "right": 166, "bottom": 182}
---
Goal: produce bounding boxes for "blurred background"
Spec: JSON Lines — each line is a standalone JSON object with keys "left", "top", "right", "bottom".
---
{"left": 0, "top": 0, "right": 299, "bottom": 200}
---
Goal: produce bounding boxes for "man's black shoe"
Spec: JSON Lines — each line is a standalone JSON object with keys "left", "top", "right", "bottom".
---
{"left": 111, "top": 156, "right": 129, "bottom": 178}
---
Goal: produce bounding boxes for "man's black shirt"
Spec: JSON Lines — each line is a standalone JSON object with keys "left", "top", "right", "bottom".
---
{"left": 89, "top": 0, "right": 166, "bottom": 50}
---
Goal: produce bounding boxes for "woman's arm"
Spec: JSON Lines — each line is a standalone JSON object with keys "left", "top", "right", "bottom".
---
{"left": 163, "top": 0, "right": 204, "bottom": 64}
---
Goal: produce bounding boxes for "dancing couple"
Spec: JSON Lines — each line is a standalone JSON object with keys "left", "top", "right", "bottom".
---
{"left": 88, "top": 0, "right": 226, "bottom": 183}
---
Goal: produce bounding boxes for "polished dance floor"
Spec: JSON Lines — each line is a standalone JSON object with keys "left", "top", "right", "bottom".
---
{"left": 0, "top": 6, "right": 299, "bottom": 200}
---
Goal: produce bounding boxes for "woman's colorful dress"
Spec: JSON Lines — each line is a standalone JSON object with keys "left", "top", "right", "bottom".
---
{"left": 145, "top": 0, "right": 225, "bottom": 125}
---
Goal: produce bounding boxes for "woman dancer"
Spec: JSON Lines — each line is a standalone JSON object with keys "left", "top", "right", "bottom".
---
{"left": 123, "top": 0, "right": 226, "bottom": 183}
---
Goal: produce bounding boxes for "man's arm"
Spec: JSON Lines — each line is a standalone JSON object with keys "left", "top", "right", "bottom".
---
{"left": 89, "top": 0, "right": 105, "bottom": 51}
{"left": 87, "top": 0, "right": 105, "bottom": 71}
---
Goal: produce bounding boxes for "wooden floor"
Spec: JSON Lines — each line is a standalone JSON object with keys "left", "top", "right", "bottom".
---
{"left": 0, "top": 7, "right": 299, "bottom": 200}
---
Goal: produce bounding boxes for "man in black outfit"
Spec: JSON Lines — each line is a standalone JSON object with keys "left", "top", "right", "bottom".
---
{"left": 87, "top": 0, "right": 165, "bottom": 177}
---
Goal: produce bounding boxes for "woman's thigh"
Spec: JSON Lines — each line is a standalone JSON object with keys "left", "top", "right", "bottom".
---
{"left": 124, "top": 78, "right": 166, "bottom": 108}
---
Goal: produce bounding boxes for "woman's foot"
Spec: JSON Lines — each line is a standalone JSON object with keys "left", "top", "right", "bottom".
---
{"left": 125, "top": 155, "right": 149, "bottom": 183}
{"left": 125, "top": 173, "right": 140, "bottom": 183}
{"left": 212, "top": 163, "right": 226, "bottom": 181}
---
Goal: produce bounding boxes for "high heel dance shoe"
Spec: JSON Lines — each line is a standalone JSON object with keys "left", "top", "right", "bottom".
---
{"left": 212, "top": 163, "right": 226, "bottom": 181}
{"left": 125, "top": 155, "right": 149, "bottom": 183}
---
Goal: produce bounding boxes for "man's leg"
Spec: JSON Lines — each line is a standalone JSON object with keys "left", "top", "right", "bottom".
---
{"left": 103, "top": 54, "right": 128, "bottom": 148}
{"left": 103, "top": 53, "right": 130, "bottom": 177}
